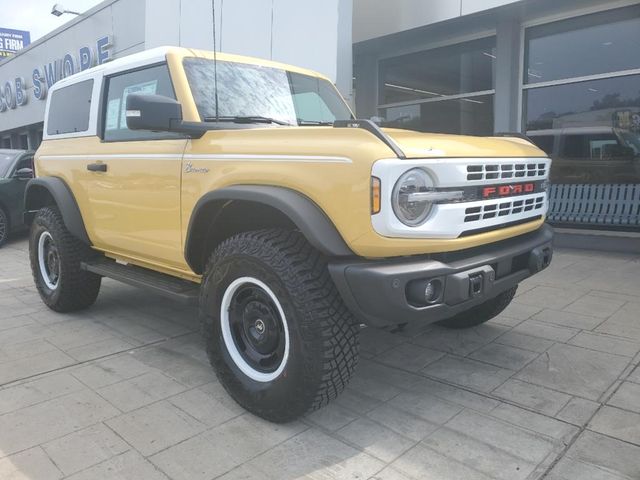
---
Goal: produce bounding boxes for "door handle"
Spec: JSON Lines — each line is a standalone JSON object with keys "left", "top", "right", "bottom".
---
{"left": 87, "top": 163, "right": 107, "bottom": 172}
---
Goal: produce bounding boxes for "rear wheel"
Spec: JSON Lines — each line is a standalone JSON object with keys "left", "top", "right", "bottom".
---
{"left": 0, "top": 207, "right": 8, "bottom": 247}
{"left": 437, "top": 286, "right": 517, "bottom": 329}
{"left": 200, "top": 229, "right": 359, "bottom": 422}
{"left": 29, "top": 206, "right": 102, "bottom": 312}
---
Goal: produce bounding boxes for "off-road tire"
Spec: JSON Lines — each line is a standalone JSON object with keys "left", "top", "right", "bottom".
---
{"left": 0, "top": 207, "right": 8, "bottom": 247}
{"left": 200, "top": 229, "right": 359, "bottom": 423}
{"left": 29, "top": 206, "right": 101, "bottom": 312}
{"left": 437, "top": 286, "right": 518, "bottom": 329}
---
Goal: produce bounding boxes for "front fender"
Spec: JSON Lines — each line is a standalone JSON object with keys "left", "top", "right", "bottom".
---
{"left": 185, "top": 185, "right": 353, "bottom": 273}
{"left": 24, "top": 177, "right": 91, "bottom": 245}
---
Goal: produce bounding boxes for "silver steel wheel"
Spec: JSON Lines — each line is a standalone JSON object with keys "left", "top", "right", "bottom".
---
{"left": 37, "top": 231, "right": 60, "bottom": 290}
{"left": 220, "top": 276, "right": 290, "bottom": 382}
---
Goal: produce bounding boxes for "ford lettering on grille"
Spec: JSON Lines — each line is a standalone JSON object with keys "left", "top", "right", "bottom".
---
{"left": 481, "top": 182, "right": 537, "bottom": 199}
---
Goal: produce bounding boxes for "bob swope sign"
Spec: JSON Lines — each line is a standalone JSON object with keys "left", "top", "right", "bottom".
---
{"left": 0, "top": 36, "right": 112, "bottom": 113}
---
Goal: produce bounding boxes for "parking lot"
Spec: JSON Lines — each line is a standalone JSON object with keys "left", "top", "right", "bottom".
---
{"left": 0, "top": 234, "right": 639, "bottom": 480}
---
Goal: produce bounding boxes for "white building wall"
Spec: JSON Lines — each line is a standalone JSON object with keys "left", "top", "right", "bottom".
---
{"left": 145, "top": 0, "right": 353, "bottom": 99}
{"left": 0, "top": 0, "right": 144, "bottom": 134}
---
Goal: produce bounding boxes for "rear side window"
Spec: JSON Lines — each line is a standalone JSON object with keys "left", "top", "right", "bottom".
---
{"left": 46, "top": 79, "right": 94, "bottom": 135}
{"left": 102, "top": 64, "right": 180, "bottom": 142}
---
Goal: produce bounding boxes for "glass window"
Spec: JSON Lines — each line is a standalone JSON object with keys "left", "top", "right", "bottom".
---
{"left": 183, "top": 58, "right": 352, "bottom": 125}
{"left": 525, "top": 75, "right": 640, "bottom": 184}
{"left": 528, "top": 135, "right": 554, "bottom": 155}
{"left": 103, "top": 64, "right": 180, "bottom": 142}
{"left": 525, "top": 6, "right": 640, "bottom": 84}
{"left": 0, "top": 152, "right": 17, "bottom": 178}
{"left": 46, "top": 79, "right": 93, "bottom": 135}
{"left": 380, "top": 37, "right": 496, "bottom": 104}
{"left": 381, "top": 94, "right": 494, "bottom": 136}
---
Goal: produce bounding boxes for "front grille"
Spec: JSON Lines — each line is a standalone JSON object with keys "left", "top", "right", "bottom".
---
{"left": 464, "top": 195, "right": 545, "bottom": 222}
{"left": 467, "top": 162, "right": 547, "bottom": 181}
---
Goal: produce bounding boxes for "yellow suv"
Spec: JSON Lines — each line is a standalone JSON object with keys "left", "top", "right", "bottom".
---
{"left": 26, "top": 46, "right": 553, "bottom": 422}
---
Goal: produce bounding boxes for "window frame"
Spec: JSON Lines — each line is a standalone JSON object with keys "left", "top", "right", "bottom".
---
{"left": 519, "top": 4, "right": 640, "bottom": 132}
{"left": 375, "top": 33, "right": 497, "bottom": 136}
{"left": 45, "top": 79, "right": 95, "bottom": 136}
{"left": 99, "top": 62, "right": 184, "bottom": 143}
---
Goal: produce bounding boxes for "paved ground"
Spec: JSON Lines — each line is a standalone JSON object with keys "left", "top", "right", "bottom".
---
{"left": 0, "top": 234, "right": 639, "bottom": 480}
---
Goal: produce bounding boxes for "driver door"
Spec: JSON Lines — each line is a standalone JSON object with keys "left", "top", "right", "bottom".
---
{"left": 80, "top": 64, "right": 188, "bottom": 270}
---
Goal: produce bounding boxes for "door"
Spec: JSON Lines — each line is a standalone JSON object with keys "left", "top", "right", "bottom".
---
{"left": 83, "top": 64, "right": 188, "bottom": 269}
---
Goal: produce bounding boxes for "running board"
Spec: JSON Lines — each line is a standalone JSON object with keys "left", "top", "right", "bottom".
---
{"left": 81, "top": 258, "right": 199, "bottom": 304}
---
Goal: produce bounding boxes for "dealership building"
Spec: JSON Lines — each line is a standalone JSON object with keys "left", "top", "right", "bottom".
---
{"left": 1, "top": 0, "right": 639, "bottom": 236}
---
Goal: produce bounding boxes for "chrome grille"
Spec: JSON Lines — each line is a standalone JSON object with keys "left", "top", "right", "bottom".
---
{"left": 464, "top": 195, "right": 545, "bottom": 222}
{"left": 467, "top": 162, "right": 547, "bottom": 181}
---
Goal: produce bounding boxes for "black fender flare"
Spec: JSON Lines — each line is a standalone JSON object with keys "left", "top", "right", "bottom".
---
{"left": 24, "top": 177, "right": 91, "bottom": 245}
{"left": 185, "top": 185, "right": 353, "bottom": 273}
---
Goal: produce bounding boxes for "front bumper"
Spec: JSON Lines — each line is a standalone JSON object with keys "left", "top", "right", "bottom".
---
{"left": 329, "top": 224, "right": 553, "bottom": 327}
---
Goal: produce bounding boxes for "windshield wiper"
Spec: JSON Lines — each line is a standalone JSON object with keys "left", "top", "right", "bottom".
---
{"left": 297, "top": 119, "right": 335, "bottom": 126}
{"left": 203, "top": 115, "right": 292, "bottom": 126}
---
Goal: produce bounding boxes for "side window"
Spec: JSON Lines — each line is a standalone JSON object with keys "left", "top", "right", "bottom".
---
{"left": 562, "top": 134, "right": 618, "bottom": 159}
{"left": 47, "top": 79, "right": 93, "bottom": 135}
{"left": 103, "top": 64, "right": 180, "bottom": 142}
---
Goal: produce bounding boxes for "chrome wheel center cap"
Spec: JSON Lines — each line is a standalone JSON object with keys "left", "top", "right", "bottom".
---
{"left": 255, "top": 319, "right": 266, "bottom": 334}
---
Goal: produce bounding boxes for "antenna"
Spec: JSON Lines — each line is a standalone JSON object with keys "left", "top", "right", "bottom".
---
{"left": 212, "top": 0, "right": 220, "bottom": 121}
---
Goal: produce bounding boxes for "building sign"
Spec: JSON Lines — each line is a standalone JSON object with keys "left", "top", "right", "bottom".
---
{"left": 0, "top": 28, "right": 30, "bottom": 57}
{"left": 0, "top": 35, "right": 112, "bottom": 113}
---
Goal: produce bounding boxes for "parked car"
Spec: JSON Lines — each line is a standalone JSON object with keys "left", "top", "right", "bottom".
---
{"left": 0, "top": 149, "right": 34, "bottom": 246}
{"left": 527, "top": 127, "right": 640, "bottom": 184}
{"left": 26, "top": 47, "right": 553, "bottom": 422}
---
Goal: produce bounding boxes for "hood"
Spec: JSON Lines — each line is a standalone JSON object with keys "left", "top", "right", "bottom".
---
{"left": 382, "top": 128, "right": 547, "bottom": 159}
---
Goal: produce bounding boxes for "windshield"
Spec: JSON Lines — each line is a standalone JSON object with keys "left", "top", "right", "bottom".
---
{"left": 619, "top": 130, "right": 640, "bottom": 155}
{"left": 183, "top": 58, "right": 353, "bottom": 126}
{"left": 0, "top": 153, "right": 17, "bottom": 178}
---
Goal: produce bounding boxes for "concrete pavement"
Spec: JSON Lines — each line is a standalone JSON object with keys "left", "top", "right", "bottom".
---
{"left": 0, "top": 234, "right": 639, "bottom": 479}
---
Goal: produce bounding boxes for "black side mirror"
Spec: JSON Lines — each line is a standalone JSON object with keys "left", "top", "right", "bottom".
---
{"left": 125, "top": 94, "right": 183, "bottom": 132}
{"left": 14, "top": 168, "right": 34, "bottom": 180}
{"left": 125, "top": 94, "right": 207, "bottom": 138}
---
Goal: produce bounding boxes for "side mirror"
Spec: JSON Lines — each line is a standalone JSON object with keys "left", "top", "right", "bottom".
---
{"left": 14, "top": 168, "right": 34, "bottom": 180}
{"left": 125, "top": 94, "right": 183, "bottom": 132}
{"left": 125, "top": 94, "right": 207, "bottom": 138}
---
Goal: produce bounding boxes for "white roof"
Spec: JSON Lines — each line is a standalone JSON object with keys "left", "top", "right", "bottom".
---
{"left": 49, "top": 46, "right": 173, "bottom": 92}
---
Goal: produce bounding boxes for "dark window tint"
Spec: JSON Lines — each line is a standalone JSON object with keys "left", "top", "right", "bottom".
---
{"left": 381, "top": 94, "right": 494, "bottom": 136}
{"left": 103, "top": 64, "right": 180, "bottom": 141}
{"left": 530, "top": 135, "right": 554, "bottom": 154}
{"left": 562, "top": 134, "right": 620, "bottom": 159}
{"left": 380, "top": 37, "right": 496, "bottom": 104}
{"left": 183, "top": 58, "right": 352, "bottom": 125}
{"left": 525, "top": 6, "right": 640, "bottom": 84}
{"left": 47, "top": 79, "right": 93, "bottom": 135}
{"left": 525, "top": 75, "right": 640, "bottom": 183}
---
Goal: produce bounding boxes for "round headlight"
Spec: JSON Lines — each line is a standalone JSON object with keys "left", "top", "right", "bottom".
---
{"left": 392, "top": 168, "right": 434, "bottom": 226}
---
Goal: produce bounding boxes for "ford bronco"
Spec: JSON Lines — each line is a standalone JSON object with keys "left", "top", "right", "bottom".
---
{"left": 26, "top": 47, "right": 553, "bottom": 422}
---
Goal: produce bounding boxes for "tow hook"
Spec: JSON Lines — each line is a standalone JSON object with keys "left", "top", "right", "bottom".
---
{"left": 529, "top": 246, "right": 553, "bottom": 273}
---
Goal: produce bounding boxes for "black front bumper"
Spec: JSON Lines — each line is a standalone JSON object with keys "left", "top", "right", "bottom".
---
{"left": 329, "top": 225, "right": 553, "bottom": 327}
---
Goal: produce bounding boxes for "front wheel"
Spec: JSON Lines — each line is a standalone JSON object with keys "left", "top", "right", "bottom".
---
{"left": 29, "top": 206, "right": 102, "bottom": 312}
{"left": 200, "top": 229, "right": 359, "bottom": 423}
{"left": 437, "top": 286, "right": 518, "bottom": 329}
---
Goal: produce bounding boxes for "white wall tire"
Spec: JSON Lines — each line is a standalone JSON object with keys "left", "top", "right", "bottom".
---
{"left": 200, "top": 229, "right": 359, "bottom": 423}
{"left": 220, "top": 277, "right": 290, "bottom": 383}
{"left": 37, "top": 231, "right": 60, "bottom": 290}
